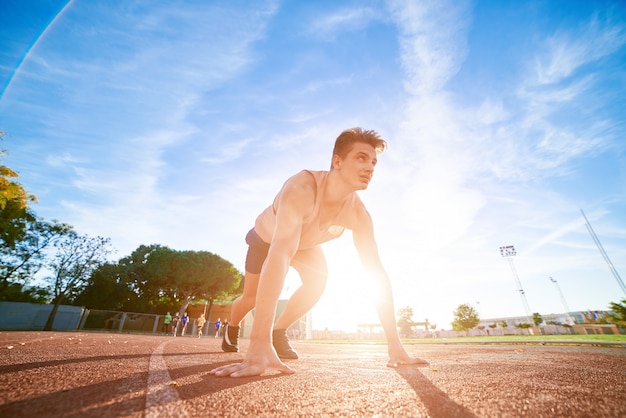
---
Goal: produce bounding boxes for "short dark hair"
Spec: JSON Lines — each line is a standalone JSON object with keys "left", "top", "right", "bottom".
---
{"left": 331, "top": 127, "right": 387, "bottom": 169}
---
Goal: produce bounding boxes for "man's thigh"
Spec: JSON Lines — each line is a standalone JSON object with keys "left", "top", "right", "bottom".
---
{"left": 290, "top": 246, "right": 328, "bottom": 282}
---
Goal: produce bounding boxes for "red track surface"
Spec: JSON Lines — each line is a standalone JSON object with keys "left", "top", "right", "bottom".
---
{"left": 1, "top": 331, "right": 625, "bottom": 417}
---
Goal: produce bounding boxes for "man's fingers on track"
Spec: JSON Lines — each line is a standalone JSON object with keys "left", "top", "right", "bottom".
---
{"left": 209, "top": 363, "right": 245, "bottom": 376}
{"left": 230, "top": 363, "right": 296, "bottom": 378}
{"left": 230, "top": 365, "right": 266, "bottom": 378}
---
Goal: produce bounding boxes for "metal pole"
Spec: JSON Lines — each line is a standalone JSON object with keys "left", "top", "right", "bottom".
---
{"left": 580, "top": 210, "right": 626, "bottom": 296}
{"left": 500, "top": 245, "right": 534, "bottom": 325}
{"left": 306, "top": 311, "right": 313, "bottom": 340}
{"left": 549, "top": 277, "right": 574, "bottom": 325}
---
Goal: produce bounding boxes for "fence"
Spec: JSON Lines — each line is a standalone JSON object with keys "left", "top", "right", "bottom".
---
{"left": 0, "top": 302, "right": 216, "bottom": 336}
{"left": 80, "top": 309, "right": 219, "bottom": 336}
{"left": 0, "top": 301, "right": 84, "bottom": 331}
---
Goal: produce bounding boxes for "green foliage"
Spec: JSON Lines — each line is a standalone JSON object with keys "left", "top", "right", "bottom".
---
{"left": 1, "top": 282, "right": 49, "bottom": 303}
{"left": 72, "top": 244, "right": 169, "bottom": 313}
{"left": 607, "top": 299, "right": 626, "bottom": 327}
{"left": 74, "top": 245, "right": 244, "bottom": 314}
{"left": 71, "top": 262, "right": 128, "bottom": 310}
{"left": 145, "top": 247, "right": 243, "bottom": 313}
{"left": 451, "top": 304, "right": 480, "bottom": 331}
{"left": 397, "top": 306, "right": 416, "bottom": 337}
{"left": 532, "top": 312, "right": 543, "bottom": 326}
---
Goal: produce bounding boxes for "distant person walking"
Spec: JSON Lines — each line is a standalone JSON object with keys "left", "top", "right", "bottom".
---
{"left": 215, "top": 318, "right": 221, "bottom": 338}
{"left": 181, "top": 312, "right": 189, "bottom": 336}
{"left": 197, "top": 314, "right": 207, "bottom": 338}
{"left": 171, "top": 313, "right": 180, "bottom": 337}
{"left": 162, "top": 312, "right": 172, "bottom": 335}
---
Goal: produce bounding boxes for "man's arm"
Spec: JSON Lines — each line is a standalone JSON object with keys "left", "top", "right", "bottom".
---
{"left": 249, "top": 180, "right": 306, "bottom": 342}
{"left": 211, "top": 173, "right": 314, "bottom": 377}
{"left": 351, "top": 205, "right": 428, "bottom": 366}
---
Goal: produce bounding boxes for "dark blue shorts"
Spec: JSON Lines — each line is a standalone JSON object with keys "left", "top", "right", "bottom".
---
{"left": 244, "top": 228, "right": 270, "bottom": 274}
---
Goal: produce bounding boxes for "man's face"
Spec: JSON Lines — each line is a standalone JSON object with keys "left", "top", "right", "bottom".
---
{"left": 334, "top": 142, "right": 378, "bottom": 190}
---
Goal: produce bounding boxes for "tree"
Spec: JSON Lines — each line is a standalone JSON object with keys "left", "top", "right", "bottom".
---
{"left": 1, "top": 217, "right": 72, "bottom": 296}
{"left": 119, "top": 244, "right": 168, "bottom": 312}
{"left": 532, "top": 312, "right": 543, "bottom": 327}
{"left": 72, "top": 244, "right": 165, "bottom": 312}
{"left": 0, "top": 133, "right": 73, "bottom": 298}
{"left": 397, "top": 306, "right": 416, "bottom": 337}
{"left": 72, "top": 245, "right": 244, "bottom": 315}
{"left": 451, "top": 303, "right": 480, "bottom": 332}
{"left": 607, "top": 299, "right": 626, "bottom": 327}
{"left": 70, "top": 262, "right": 127, "bottom": 310}
{"left": 145, "top": 248, "right": 243, "bottom": 315}
{"left": 0, "top": 282, "right": 49, "bottom": 303}
{"left": 43, "top": 232, "right": 113, "bottom": 330}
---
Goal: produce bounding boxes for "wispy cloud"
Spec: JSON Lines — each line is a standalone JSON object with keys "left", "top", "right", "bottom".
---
{"left": 308, "top": 7, "right": 378, "bottom": 39}
{"left": 533, "top": 14, "right": 626, "bottom": 86}
{"left": 201, "top": 137, "right": 257, "bottom": 165}
{"left": 388, "top": 0, "right": 471, "bottom": 94}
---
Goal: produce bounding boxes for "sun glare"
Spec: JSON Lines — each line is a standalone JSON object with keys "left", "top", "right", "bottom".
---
{"left": 313, "top": 239, "right": 380, "bottom": 332}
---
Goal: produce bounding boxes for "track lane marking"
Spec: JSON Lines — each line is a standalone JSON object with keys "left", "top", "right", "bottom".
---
{"left": 144, "top": 341, "right": 189, "bottom": 418}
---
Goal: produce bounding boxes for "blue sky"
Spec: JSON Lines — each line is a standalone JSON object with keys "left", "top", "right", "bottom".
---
{"left": 1, "top": 0, "right": 625, "bottom": 331}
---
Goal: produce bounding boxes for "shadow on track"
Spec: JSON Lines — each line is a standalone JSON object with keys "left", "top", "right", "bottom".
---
{"left": 0, "top": 351, "right": 223, "bottom": 374}
{"left": 395, "top": 366, "right": 478, "bottom": 418}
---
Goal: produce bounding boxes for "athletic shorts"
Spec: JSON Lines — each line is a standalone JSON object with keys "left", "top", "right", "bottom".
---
{"left": 244, "top": 228, "right": 270, "bottom": 274}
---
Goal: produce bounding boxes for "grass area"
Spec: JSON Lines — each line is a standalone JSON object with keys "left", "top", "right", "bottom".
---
{"left": 404, "top": 334, "right": 626, "bottom": 344}
{"left": 305, "top": 334, "right": 626, "bottom": 346}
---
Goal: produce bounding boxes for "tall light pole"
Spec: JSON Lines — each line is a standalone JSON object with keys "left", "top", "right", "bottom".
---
{"left": 500, "top": 245, "right": 533, "bottom": 324}
{"left": 581, "top": 209, "right": 626, "bottom": 296}
{"left": 549, "top": 277, "right": 574, "bottom": 325}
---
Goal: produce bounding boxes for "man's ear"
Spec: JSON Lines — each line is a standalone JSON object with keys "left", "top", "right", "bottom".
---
{"left": 332, "top": 154, "right": 342, "bottom": 170}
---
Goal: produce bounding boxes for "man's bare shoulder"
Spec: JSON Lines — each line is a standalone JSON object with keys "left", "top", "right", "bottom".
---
{"left": 278, "top": 170, "right": 317, "bottom": 209}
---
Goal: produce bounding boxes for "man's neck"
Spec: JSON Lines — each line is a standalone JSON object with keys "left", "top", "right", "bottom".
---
{"left": 324, "top": 169, "right": 355, "bottom": 205}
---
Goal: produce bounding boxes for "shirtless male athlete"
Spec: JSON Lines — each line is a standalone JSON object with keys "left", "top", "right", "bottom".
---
{"left": 210, "top": 127, "right": 427, "bottom": 377}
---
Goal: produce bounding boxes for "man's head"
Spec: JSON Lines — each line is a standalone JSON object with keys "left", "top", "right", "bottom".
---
{"left": 331, "top": 127, "right": 386, "bottom": 170}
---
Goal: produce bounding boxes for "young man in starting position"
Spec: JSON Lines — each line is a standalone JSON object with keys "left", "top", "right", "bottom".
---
{"left": 211, "top": 127, "right": 427, "bottom": 377}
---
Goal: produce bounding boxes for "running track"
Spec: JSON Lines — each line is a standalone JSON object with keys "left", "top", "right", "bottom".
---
{"left": 1, "top": 331, "right": 625, "bottom": 417}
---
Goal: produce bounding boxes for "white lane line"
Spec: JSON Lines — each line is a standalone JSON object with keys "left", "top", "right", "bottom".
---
{"left": 145, "top": 341, "right": 190, "bottom": 418}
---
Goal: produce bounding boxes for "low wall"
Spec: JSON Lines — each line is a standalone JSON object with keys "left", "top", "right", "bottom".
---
{"left": 0, "top": 301, "right": 84, "bottom": 331}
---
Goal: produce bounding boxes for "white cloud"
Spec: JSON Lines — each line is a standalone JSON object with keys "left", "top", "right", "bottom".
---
{"left": 534, "top": 15, "right": 626, "bottom": 85}
{"left": 45, "top": 152, "right": 85, "bottom": 167}
{"left": 387, "top": 0, "right": 471, "bottom": 94}
{"left": 308, "top": 7, "right": 378, "bottom": 39}
{"left": 201, "top": 137, "right": 257, "bottom": 165}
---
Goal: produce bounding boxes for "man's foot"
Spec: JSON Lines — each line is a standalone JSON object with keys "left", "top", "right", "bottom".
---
{"left": 221, "top": 324, "right": 239, "bottom": 353}
{"left": 272, "top": 329, "right": 298, "bottom": 359}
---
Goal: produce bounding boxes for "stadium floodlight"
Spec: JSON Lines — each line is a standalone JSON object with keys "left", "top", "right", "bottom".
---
{"left": 500, "top": 245, "right": 533, "bottom": 324}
